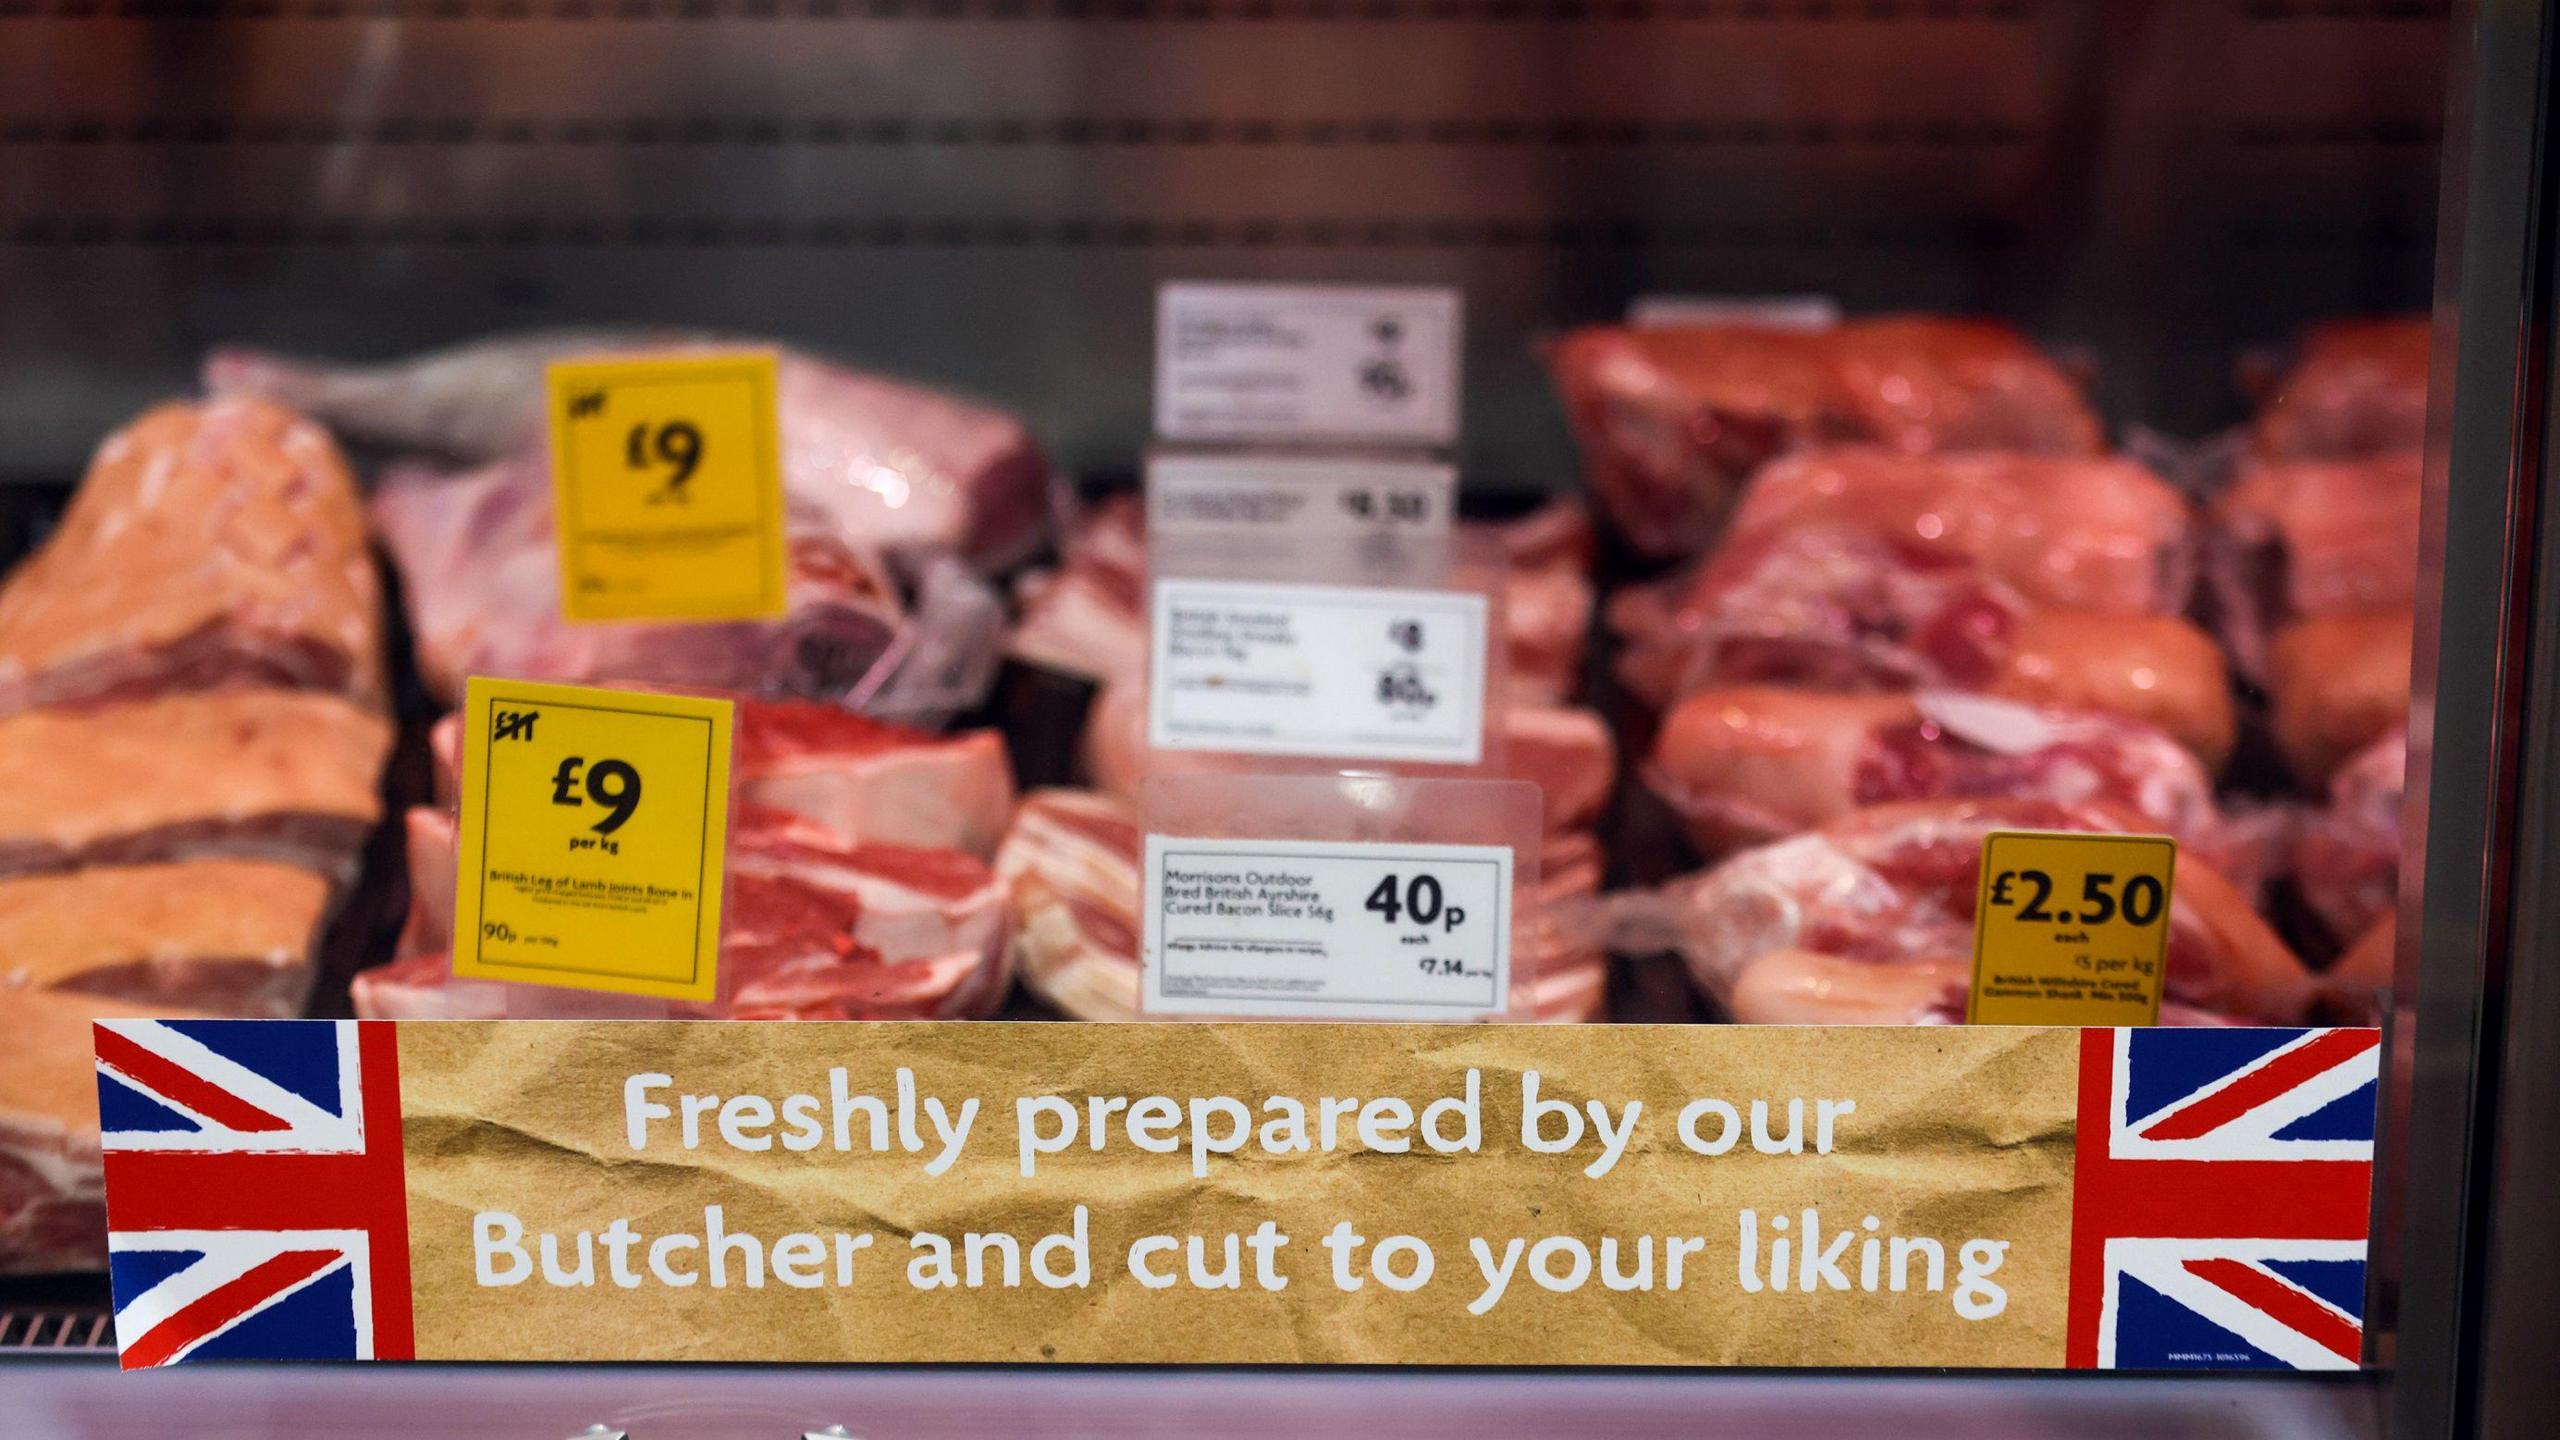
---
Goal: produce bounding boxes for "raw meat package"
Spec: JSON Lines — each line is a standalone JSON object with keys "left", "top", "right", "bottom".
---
{"left": 2209, "top": 450, "right": 2423, "bottom": 693}
{"left": 1644, "top": 688, "right": 2237, "bottom": 864}
{"left": 2248, "top": 316, "right": 2432, "bottom": 461}
{"left": 1007, "top": 494, "right": 1597, "bottom": 702}
{"left": 431, "top": 696, "right": 1017, "bottom": 859}
{"left": 2327, "top": 912, "right": 2397, "bottom": 1011}
{"left": 2266, "top": 612, "right": 2414, "bottom": 786}
{"left": 0, "top": 396, "right": 383, "bottom": 716}
{"left": 1612, "top": 797, "right": 2310, "bottom": 1027}
{"left": 372, "top": 456, "right": 912, "bottom": 705}
{"left": 0, "top": 690, "right": 390, "bottom": 885}
{"left": 208, "top": 331, "right": 1053, "bottom": 572}
{"left": 0, "top": 860, "right": 332, "bottom": 1018}
{"left": 1607, "top": 448, "right": 2233, "bottom": 765}
{"left": 994, "top": 789, "right": 1607, "bottom": 1023}
{"left": 2294, "top": 727, "right": 2407, "bottom": 949}
{"left": 359, "top": 805, "right": 1012, "bottom": 1021}
{"left": 1547, "top": 315, "right": 2104, "bottom": 556}
{"left": 0, "top": 991, "right": 202, "bottom": 1275}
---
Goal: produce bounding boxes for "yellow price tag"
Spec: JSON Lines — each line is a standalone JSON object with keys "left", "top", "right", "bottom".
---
{"left": 546, "top": 350, "right": 786, "bottom": 623}
{"left": 450, "top": 678, "right": 734, "bottom": 1003}
{"left": 1967, "top": 829, "right": 2174, "bottom": 1027}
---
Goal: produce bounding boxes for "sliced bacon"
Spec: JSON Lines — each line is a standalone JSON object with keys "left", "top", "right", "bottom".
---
{"left": 995, "top": 788, "right": 1605, "bottom": 1023}
{"left": 1005, "top": 493, "right": 1596, "bottom": 703}
{"left": 359, "top": 803, "right": 1009, "bottom": 1022}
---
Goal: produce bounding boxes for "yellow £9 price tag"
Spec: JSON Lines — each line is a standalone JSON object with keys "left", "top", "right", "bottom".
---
{"left": 1967, "top": 829, "right": 2174, "bottom": 1027}
{"left": 546, "top": 350, "right": 786, "bottom": 623}
{"left": 450, "top": 678, "right": 734, "bottom": 1003}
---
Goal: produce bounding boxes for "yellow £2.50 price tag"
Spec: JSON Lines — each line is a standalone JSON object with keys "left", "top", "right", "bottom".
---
{"left": 1967, "top": 829, "right": 2174, "bottom": 1027}
{"left": 546, "top": 350, "right": 786, "bottom": 623}
{"left": 450, "top": 678, "right": 734, "bottom": 1003}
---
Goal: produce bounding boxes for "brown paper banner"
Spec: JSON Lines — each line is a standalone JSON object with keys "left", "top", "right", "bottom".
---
{"left": 397, "top": 1022, "right": 2075, "bottom": 1366}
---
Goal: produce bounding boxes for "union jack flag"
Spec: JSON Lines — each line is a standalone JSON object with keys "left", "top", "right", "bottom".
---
{"left": 94, "top": 1019, "right": 414, "bottom": 1367}
{"left": 2069, "top": 1026, "right": 2380, "bottom": 1371}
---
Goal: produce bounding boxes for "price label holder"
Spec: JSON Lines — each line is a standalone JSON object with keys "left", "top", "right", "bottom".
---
{"left": 451, "top": 678, "right": 736, "bottom": 1006}
{"left": 1139, "top": 773, "right": 1542, "bottom": 1020}
{"left": 545, "top": 349, "right": 787, "bottom": 624}
{"left": 1154, "top": 282, "right": 1462, "bottom": 447}
{"left": 1625, "top": 292, "right": 1843, "bottom": 331}
{"left": 1967, "top": 829, "right": 2175, "bottom": 1027}
{"left": 1147, "top": 448, "right": 1459, "bottom": 587}
{"left": 1142, "top": 445, "right": 1504, "bottom": 779}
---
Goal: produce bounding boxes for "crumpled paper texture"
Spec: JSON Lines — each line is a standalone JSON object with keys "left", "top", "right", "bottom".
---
{"left": 399, "top": 1021, "right": 2075, "bottom": 1366}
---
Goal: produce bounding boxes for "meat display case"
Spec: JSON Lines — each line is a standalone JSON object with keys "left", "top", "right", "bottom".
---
{"left": 2, "top": 0, "right": 2555, "bottom": 1435}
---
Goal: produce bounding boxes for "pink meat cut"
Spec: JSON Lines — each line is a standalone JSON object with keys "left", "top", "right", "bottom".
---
{"left": 996, "top": 788, "right": 1606, "bottom": 1023}
{"left": 374, "top": 455, "right": 910, "bottom": 704}
{"left": 1606, "top": 447, "right": 2198, "bottom": 699}
{"left": 208, "top": 333, "right": 1054, "bottom": 572}
{"left": 0, "top": 396, "right": 383, "bottom": 716}
{"left": 0, "top": 859, "right": 332, "bottom": 1019}
{"left": 1546, "top": 315, "right": 2104, "bottom": 557}
{"left": 360, "top": 806, "right": 1010, "bottom": 1021}
{"left": 2248, "top": 316, "right": 2432, "bottom": 461}
{"left": 1080, "top": 679, "right": 1616, "bottom": 836}
{"left": 432, "top": 695, "right": 1016, "bottom": 858}
{"left": 2209, "top": 450, "right": 2422, "bottom": 679}
{"left": 1619, "top": 797, "right": 2309, "bottom": 1026}
{"left": 0, "top": 690, "right": 390, "bottom": 887}
{"left": 2, "top": 991, "right": 204, "bottom": 1274}
{"left": 1007, "top": 494, "right": 1597, "bottom": 702}
{"left": 2295, "top": 727, "right": 2406, "bottom": 948}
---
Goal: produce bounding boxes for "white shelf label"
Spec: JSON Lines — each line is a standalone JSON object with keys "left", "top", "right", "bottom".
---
{"left": 1143, "top": 834, "right": 1513, "bottom": 1018}
{"left": 1148, "top": 451, "right": 1457, "bottom": 543}
{"left": 1147, "top": 578, "right": 1488, "bottom": 765}
{"left": 1155, "top": 282, "right": 1462, "bottom": 445}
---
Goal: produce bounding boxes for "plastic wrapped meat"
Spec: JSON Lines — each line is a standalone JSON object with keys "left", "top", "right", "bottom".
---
{"left": 1, "top": 990, "right": 204, "bottom": 1274}
{"left": 207, "top": 332, "right": 1053, "bottom": 572}
{"left": 431, "top": 695, "right": 1017, "bottom": 859}
{"left": 1722, "top": 449, "right": 2195, "bottom": 616}
{"left": 1622, "top": 798, "right": 2310, "bottom": 1026}
{"left": 2328, "top": 912, "right": 2396, "bottom": 999}
{"left": 0, "top": 397, "right": 383, "bottom": 716}
{"left": 373, "top": 456, "right": 910, "bottom": 705}
{"left": 1548, "top": 316, "right": 2103, "bottom": 556}
{"left": 0, "top": 860, "right": 331, "bottom": 1018}
{"left": 2210, "top": 451, "right": 2422, "bottom": 677}
{"left": 2295, "top": 728, "right": 2406, "bottom": 948}
{"left": 1612, "top": 543, "right": 2233, "bottom": 768}
{"left": 995, "top": 789, "right": 1606, "bottom": 1023}
{"left": 2267, "top": 612, "right": 2413, "bottom": 786}
{"left": 0, "top": 691, "right": 390, "bottom": 886}
{"left": 2249, "top": 317, "right": 2432, "bottom": 460}
{"left": 1080, "top": 679, "right": 1617, "bottom": 837}
{"left": 358, "top": 806, "right": 1011, "bottom": 1021}
{"left": 1647, "top": 688, "right": 2228, "bottom": 860}
{"left": 1007, "top": 494, "right": 1597, "bottom": 702}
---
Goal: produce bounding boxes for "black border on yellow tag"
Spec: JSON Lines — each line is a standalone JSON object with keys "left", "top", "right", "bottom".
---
{"left": 449, "top": 677, "right": 734, "bottom": 1004}
{"left": 1967, "top": 828, "right": 2174, "bottom": 1027}
{"left": 546, "top": 350, "right": 787, "bottom": 624}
